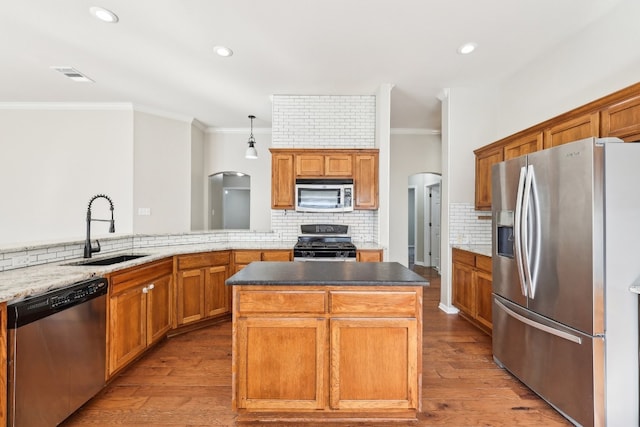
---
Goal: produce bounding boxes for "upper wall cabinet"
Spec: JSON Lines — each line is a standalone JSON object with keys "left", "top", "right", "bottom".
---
{"left": 474, "top": 81, "right": 640, "bottom": 210}
{"left": 503, "top": 131, "right": 543, "bottom": 160}
{"left": 474, "top": 145, "right": 503, "bottom": 211}
{"left": 270, "top": 148, "right": 379, "bottom": 210}
{"left": 601, "top": 94, "right": 640, "bottom": 141}
{"left": 543, "top": 112, "right": 599, "bottom": 149}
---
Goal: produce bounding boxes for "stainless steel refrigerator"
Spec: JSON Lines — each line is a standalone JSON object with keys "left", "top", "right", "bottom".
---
{"left": 492, "top": 137, "right": 639, "bottom": 427}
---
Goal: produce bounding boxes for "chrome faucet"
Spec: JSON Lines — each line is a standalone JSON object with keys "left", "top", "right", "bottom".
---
{"left": 84, "top": 194, "right": 115, "bottom": 258}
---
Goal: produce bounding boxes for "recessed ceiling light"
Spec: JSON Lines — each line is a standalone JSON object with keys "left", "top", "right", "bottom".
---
{"left": 213, "top": 46, "right": 233, "bottom": 57}
{"left": 457, "top": 42, "right": 477, "bottom": 55}
{"left": 90, "top": 6, "right": 119, "bottom": 23}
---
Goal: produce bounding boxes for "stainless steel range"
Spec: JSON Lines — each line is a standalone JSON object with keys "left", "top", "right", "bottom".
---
{"left": 293, "top": 224, "right": 356, "bottom": 262}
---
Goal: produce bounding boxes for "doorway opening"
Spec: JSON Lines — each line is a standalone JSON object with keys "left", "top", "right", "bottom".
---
{"left": 408, "top": 173, "right": 441, "bottom": 271}
{"left": 208, "top": 172, "right": 250, "bottom": 230}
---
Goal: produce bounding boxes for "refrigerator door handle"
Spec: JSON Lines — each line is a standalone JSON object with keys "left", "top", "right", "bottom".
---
{"left": 521, "top": 165, "right": 540, "bottom": 298}
{"left": 495, "top": 299, "right": 582, "bottom": 344}
{"left": 514, "top": 166, "right": 528, "bottom": 297}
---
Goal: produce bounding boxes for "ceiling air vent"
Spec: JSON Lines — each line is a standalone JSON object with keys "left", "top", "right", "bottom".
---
{"left": 50, "top": 66, "right": 94, "bottom": 82}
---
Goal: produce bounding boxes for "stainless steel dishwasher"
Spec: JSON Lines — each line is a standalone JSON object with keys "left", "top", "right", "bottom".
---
{"left": 7, "top": 277, "right": 108, "bottom": 427}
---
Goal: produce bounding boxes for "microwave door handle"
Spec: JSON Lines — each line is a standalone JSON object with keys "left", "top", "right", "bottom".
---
{"left": 514, "top": 166, "right": 528, "bottom": 297}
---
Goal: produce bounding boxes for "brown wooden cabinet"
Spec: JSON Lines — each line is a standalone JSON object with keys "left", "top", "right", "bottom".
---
{"left": 233, "top": 285, "right": 421, "bottom": 420}
{"left": 451, "top": 248, "right": 492, "bottom": 334}
{"left": 175, "top": 251, "right": 231, "bottom": 327}
{"left": 233, "top": 249, "right": 292, "bottom": 274}
{"left": 504, "top": 131, "right": 543, "bottom": 160}
{"left": 474, "top": 145, "right": 503, "bottom": 211}
{"left": 270, "top": 148, "right": 378, "bottom": 210}
{"left": 601, "top": 94, "right": 640, "bottom": 141}
{"left": 543, "top": 112, "right": 599, "bottom": 149}
{"left": 354, "top": 153, "right": 378, "bottom": 209}
{"left": 0, "top": 302, "right": 6, "bottom": 427}
{"left": 107, "top": 258, "right": 173, "bottom": 377}
{"left": 271, "top": 152, "right": 295, "bottom": 209}
{"left": 356, "top": 249, "right": 383, "bottom": 262}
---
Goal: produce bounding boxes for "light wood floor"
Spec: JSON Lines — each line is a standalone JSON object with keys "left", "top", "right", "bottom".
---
{"left": 63, "top": 267, "right": 571, "bottom": 426}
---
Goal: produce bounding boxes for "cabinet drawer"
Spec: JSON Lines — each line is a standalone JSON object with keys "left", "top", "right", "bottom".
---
{"left": 177, "top": 251, "right": 230, "bottom": 270}
{"left": 452, "top": 249, "right": 475, "bottom": 266}
{"left": 110, "top": 258, "right": 173, "bottom": 293}
{"left": 330, "top": 291, "right": 417, "bottom": 316}
{"left": 475, "top": 254, "right": 492, "bottom": 273}
{"left": 234, "top": 251, "right": 261, "bottom": 264}
{"left": 261, "top": 250, "right": 292, "bottom": 261}
{"left": 237, "top": 291, "right": 326, "bottom": 314}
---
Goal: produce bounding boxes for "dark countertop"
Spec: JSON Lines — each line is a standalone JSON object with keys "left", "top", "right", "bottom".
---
{"left": 226, "top": 261, "right": 429, "bottom": 287}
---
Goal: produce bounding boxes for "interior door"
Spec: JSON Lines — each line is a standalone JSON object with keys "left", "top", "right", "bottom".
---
{"left": 428, "top": 183, "right": 441, "bottom": 270}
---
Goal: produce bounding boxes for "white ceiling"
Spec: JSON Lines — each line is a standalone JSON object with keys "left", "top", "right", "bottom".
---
{"left": 0, "top": 0, "right": 624, "bottom": 130}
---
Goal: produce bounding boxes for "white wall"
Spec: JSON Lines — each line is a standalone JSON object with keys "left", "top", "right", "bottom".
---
{"left": 190, "top": 122, "right": 206, "bottom": 230}
{"left": 133, "top": 111, "right": 191, "bottom": 234}
{"left": 497, "top": 0, "right": 640, "bottom": 139}
{"left": 0, "top": 107, "right": 134, "bottom": 247}
{"left": 388, "top": 133, "right": 441, "bottom": 266}
{"left": 203, "top": 130, "right": 272, "bottom": 232}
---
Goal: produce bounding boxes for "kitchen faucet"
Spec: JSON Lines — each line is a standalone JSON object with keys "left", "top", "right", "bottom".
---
{"left": 84, "top": 194, "right": 115, "bottom": 258}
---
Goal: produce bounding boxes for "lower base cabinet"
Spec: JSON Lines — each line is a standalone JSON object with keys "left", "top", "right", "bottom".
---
{"left": 452, "top": 248, "right": 493, "bottom": 333}
{"left": 356, "top": 249, "right": 383, "bottom": 262}
{"left": 107, "top": 258, "right": 173, "bottom": 377}
{"left": 175, "top": 251, "right": 231, "bottom": 326}
{"left": 233, "top": 250, "right": 292, "bottom": 273}
{"left": 233, "top": 285, "right": 422, "bottom": 421}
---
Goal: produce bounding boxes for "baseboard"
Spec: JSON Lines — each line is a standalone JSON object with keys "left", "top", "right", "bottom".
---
{"left": 438, "top": 302, "right": 459, "bottom": 314}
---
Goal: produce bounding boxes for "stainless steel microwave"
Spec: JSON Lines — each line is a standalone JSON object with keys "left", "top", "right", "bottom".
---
{"left": 295, "top": 179, "right": 354, "bottom": 212}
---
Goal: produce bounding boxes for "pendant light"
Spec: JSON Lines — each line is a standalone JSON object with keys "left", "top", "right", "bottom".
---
{"left": 245, "top": 115, "right": 258, "bottom": 159}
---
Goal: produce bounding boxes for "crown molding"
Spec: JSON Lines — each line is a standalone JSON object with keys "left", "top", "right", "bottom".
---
{"left": 206, "top": 127, "right": 272, "bottom": 134}
{"left": 0, "top": 102, "right": 133, "bottom": 110}
{"left": 132, "top": 104, "right": 196, "bottom": 124}
{"left": 391, "top": 128, "right": 441, "bottom": 135}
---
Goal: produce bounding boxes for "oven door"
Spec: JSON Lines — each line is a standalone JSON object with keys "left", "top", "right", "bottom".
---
{"left": 294, "top": 257, "right": 356, "bottom": 262}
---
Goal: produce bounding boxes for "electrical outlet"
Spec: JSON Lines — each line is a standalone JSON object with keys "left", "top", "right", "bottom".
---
{"left": 12, "top": 256, "right": 29, "bottom": 267}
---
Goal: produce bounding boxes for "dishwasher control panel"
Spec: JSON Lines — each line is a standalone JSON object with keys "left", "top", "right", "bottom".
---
{"left": 8, "top": 277, "right": 108, "bottom": 328}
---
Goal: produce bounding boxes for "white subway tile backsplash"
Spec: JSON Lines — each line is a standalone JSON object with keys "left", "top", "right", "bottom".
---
{"left": 449, "top": 203, "right": 492, "bottom": 245}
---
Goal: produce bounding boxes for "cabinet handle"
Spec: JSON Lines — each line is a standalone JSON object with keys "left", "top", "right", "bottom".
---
{"left": 142, "top": 286, "right": 149, "bottom": 294}
{"left": 148, "top": 283, "right": 155, "bottom": 291}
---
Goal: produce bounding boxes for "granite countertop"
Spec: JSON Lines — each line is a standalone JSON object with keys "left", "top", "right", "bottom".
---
{"left": 226, "top": 261, "right": 428, "bottom": 287}
{"left": 0, "top": 241, "right": 294, "bottom": 303}
{"left": 0, "top": 240, "right": 386, "bottom": 303}
{"left": 451, "top": 244, "right": 492, "bottom": 257}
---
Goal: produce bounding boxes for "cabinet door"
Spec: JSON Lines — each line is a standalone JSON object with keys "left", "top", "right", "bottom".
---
{"left": 504, "top": 131, "right": 543, "bottom": 160}
{"left": 543, "top": 112, "right": 599, "bottom": 149}
{"left": 176, "top": 268, "right": 205, "bottom": 325}
{"left": 474, "top": 146, "right": 503, "bottom": 210}
{"left": 452, "top": 261, "right": 474, "bottom": 316}
{"left": 204, "top": 265, "right": 230, "bottom": 318}
{"left": 325, "top": 154, "right": 353, "bottom": 176}
{"left": 147, "top": 274, "right": 172, "bottom": 344}
{"left": 475, "top": 269, "right": 493, "bottom": 331}
{"left": 236, "top": 317, "right": 326, "bottom": 410}
{"left": 109, "top": 286, "right": 147, "bottom": 376}
{"left": 271, "top": 153, "right": 295, "bottom": 209}
{"left": 600, "top": 94, "right": 640, "bottom": 141}
{"left": 330, "top": 318, "right": 418, "bottom": 410}
{"left": 354, "top": 154, "right": 378, "bottom": 209}
{"left": 296, "top": 154, "right": 324, "bottom": 177}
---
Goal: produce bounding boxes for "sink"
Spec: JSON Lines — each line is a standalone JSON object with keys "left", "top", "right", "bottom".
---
{"left": 72, "top": 254, "right": 149, "bottom": 266}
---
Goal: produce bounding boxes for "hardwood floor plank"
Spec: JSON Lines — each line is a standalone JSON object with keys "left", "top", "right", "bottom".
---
{"left": 63, "top": 267, "right": 571, "bottom": 427}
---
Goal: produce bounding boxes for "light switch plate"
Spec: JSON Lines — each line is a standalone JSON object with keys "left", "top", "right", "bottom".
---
{"left": 138, "top": 207, "right": 151, "bottom": 216}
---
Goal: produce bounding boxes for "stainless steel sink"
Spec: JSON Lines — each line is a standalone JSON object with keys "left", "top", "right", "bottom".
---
{"left": 71, "top": 254, "right": 149, "bottom": 266}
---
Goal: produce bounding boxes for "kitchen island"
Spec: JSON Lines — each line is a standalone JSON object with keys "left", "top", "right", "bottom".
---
{"left": 226, "top": 261, "right": 428, "bottom": 423}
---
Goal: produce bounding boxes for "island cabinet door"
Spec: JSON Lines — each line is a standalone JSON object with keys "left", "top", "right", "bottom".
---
{"left": 236, "top": 317, "right": 327, "bottom": 410}
{"left": 329, "top": 318, "right": 419, "bottom": 410}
